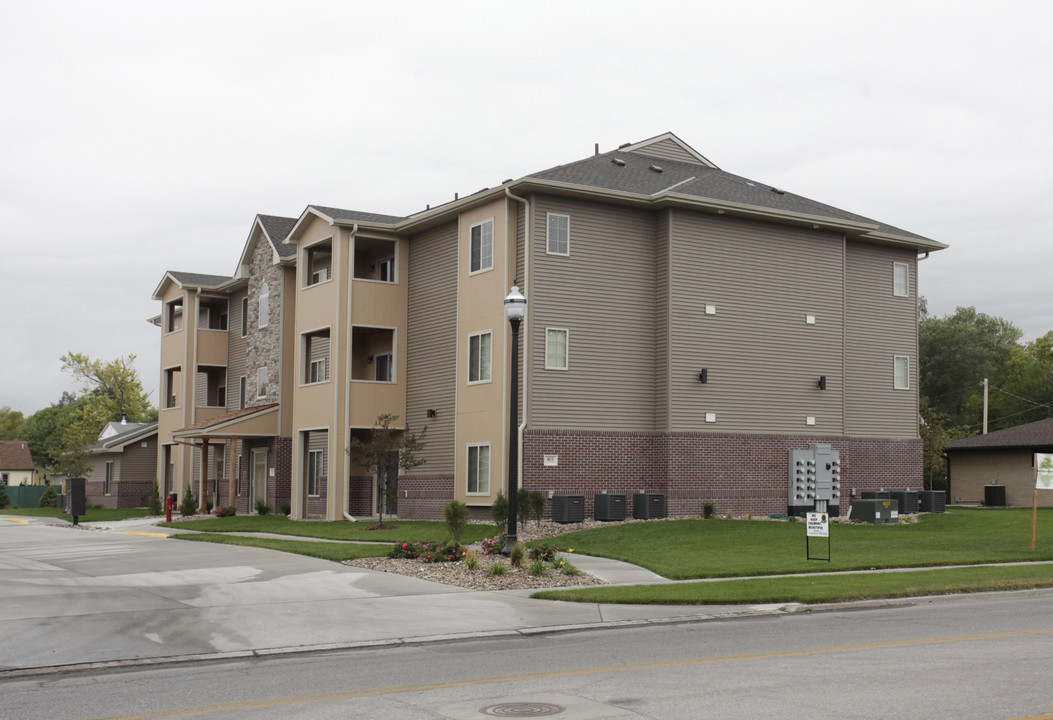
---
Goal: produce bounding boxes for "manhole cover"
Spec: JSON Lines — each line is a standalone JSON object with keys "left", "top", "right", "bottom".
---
{"left": 478, "top": 701, "right": 567, "bottom": 717}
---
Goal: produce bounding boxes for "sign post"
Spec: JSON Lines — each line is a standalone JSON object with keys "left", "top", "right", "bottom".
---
{"left": 806, "top": 511, "right": 830, "bottom": 561}
{"left": 1033, "top": 454, "right": 1053, "bottom": 551}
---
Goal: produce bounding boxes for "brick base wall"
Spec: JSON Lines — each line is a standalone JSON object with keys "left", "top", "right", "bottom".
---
{"left": 396, "top": 474, "right": 455, "bottom": 521}
{"left": 523, "top": 429, "right": 922, "bottom": 518}
{"left": 86, "top": 480, "right": 154, "bottom": 509}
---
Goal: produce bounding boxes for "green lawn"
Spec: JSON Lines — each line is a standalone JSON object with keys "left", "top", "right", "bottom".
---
{"left": 173, "top": 533, "right": 390, "bottom": 562}
{"left": 544, "top": 508, "right": 1053, "bottom": 579}
{"left": 531, "top": 564, "right": 1053, "bottom": 605}
{"left": 0, "top": 507, "right": 152, "bottom": 522}
{"left": 160, "top": 515, "right": 498, "bottom": 544}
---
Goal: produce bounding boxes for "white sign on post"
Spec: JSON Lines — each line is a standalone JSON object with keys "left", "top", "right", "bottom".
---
{"left": 806, "top": 512, "right": 829, "bottom": 538}
{"left": 1037, "top": 454, "right": 1053, "bottom": 490}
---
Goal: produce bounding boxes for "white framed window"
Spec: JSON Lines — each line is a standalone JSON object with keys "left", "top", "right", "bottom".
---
{"left": 257, "top": 367, "right": 269, "bottom": 398}
{"left": 258, "top": 283, "right": 270, "bottom": 328}
{"left": 468, "top": 331, "right": 492, "bottom": 383}
{"left": 241, "top": 297, "right": 248, "bottom": 336}
{"left": 307, "top": 449, "right": 324, "bottom": 496}
{"left": 467, "top": 443, "right": 491, "bottom": 494}
{"left": 547, "top": 213, "right": 569, "bottom": 255}
{"left": 893, "top": 355, "right": 910, "bottom": 390}
{"left": 893, "top": 262, "right": 909, "bottom": 297}
{"left": 375, "top": 353, "right": 393, "bottom": 382}
{"left": 379, "top": 257, "right": 395, "bottom": 282}
{"left": 239, "top": 376, "right": 247, "bottom": 410}
{"left": 309, "top": 358, "right": 327, "bottom": 384}
{"left": 104, "top": 461, "right": 113, "bottom": 495}
{"left": 470, "top": 219, "right": 493, "bottom": 273}
{"left": 545, "top": 328, "right": 569, "bottom": 370}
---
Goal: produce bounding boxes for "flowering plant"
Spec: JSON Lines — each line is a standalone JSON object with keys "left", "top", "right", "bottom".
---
{"left": 480, "top": 533, "right": 507, "bottom": 556}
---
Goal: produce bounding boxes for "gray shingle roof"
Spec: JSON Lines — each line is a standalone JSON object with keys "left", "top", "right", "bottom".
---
{"left": 309, "top": 205, "right": 407, "bottom": 226}
{"left": 527, "top": 149, "right": 933, "bottom": 243}
{"left": 946, "top": 417, "right": 1053, "bottom": 451}
{"left": 167, "top": 271, "right": 233, "bottom": 288}
{"left": 89, "top": 422, "right": 158, "bottom": 451}
{"left": 258, "top": 215, "right": 298, "bottom": 257}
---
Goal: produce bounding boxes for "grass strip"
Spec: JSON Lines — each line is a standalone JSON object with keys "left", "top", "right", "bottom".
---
{"left": 160, "top": 516, "right": 497, "bottom": 544}
{"left": 172, "top": 533, "right": 390, "bottom": 562}
{"left": 530, "top": 564, "right": 1053, "bottom": 605}
{"left": 0, "top": 508, "right": 151, "bottom": 522}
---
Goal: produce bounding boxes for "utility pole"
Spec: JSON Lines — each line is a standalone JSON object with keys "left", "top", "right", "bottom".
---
{"left": 983, "top": 377, "right": 989, "bottom": 434}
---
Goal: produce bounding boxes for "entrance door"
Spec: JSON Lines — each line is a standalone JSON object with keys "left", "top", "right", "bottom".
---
{"left": 251, "top": 448, "right": 267, "bottom": 511}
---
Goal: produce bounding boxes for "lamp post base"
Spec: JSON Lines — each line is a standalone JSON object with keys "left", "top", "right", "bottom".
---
{"left": 501, "top": 533, "right": 518, "bottom": 556}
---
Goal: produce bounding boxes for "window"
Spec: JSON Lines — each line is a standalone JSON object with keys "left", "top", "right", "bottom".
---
{"left": 893, "top": 262, "right": 909, "bottom": 297}
{"left": 308, "top": 450, "right": 324, "bottom": 496}
{"left": 241, "top": 297, "right": 248, "bottom": 337}
{"left": 545, "top": 328, "right": 569, "bottom": 370}
{"left": 894, "top": 355, "right": 910, "bottom": 390}
{"left": 165, "top": 298, "right": 183, "bottom": 333}
{"left": 258, "top": 367, "right": 269, "bottom": 398}
{"left": 467, "top": 444, "right": 490, "bottom": 494}
{"left": 1, "top": 473, "right": 8, "bottom": 486}
{"left": 470, "top": 219, "right": 493, "bottom": 273}
{"left": 378, "top": 257, "right": 394, "bottom": 282}
{"left": 258, "top": 283, "right": 270, "bottom": 328}
{"left": 236, "top": 455, "right": 242, "bottom": 496}
{"left": 217, "top": 385, "right": 226, "bottom": 408}
{"left": 303, "top": 329, "right": 331, "bottom": 384}
{"left": 239, "top": 376, "right": 246, "bottom": 410}
{"left": 309, "top": 359, "right": 327, "bottom": 384}
{"left": 375, "top": 353, "right": 393, "bottom": 382}
{"left": 547, "top": 213, "right": 569, "bottom": 255}
{"left": 468, "top": 331, "right": 492, "bottom": 383}
{"left": 104, "top": 461, "right": 113, "bottom": 495}
{"left": 215, "top": 455, "right": 224, "bottom": 483}
{"left": 163, "top": 367, "right": 180, "bottom": 409}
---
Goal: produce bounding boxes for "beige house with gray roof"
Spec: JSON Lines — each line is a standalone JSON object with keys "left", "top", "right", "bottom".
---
{"left": 153, "top": 132, "right": 945, "bottom": 520}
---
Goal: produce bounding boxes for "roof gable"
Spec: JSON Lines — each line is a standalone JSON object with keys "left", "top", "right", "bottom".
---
{"left": 152, "top": 271, "right": 234, "bottom": 300}
{"left": 621, "top": 132, "right": 718, "bottom": 168}
{"left": 0, "top": 441, "right": 35, "bottom": 470}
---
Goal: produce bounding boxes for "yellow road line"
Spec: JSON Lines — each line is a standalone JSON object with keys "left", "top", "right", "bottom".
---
{"left": 3, "top": 518, "right": 29, "bottom": 524}
{"left": 84, "top": 627, "right": 1053, "bottom": 720}
{"left": 117, "top": 531, "right": 172, "bottom": 538}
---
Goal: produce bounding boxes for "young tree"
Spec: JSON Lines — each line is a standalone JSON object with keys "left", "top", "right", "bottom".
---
{"left": 22, "top": 394, "right": 88, "bottom": 471}
{"left": 347, "top": 413, "right": 426, "bottom": 526}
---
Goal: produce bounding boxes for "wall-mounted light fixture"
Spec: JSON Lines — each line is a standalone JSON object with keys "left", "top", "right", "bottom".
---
{"left": 366, "top": 355, "right": 374, "bottom": 364}
{"left": 426, "top": 409, "right": 437, "bottom": 418}
{"left": 698, "top": 368, "right": 708, "bottom": 384}
{"left": 817, "top": 375, "right": 827, "bottom": 390}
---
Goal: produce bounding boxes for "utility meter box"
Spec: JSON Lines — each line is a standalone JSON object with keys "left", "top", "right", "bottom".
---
{"left": 788, "top": 444, "right": 841, "bottom": 516}
{"left": 851, "top": 498, "right": 899, "bottom": 525}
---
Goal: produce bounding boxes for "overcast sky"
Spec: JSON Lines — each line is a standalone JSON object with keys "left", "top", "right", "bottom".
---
{"left": 2, "top": 0, "right": 1050, "bottom": 417}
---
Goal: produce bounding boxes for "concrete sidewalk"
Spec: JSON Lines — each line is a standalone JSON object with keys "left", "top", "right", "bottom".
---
{"left": 0, "top": 517, "right": 782, "bottom": 676}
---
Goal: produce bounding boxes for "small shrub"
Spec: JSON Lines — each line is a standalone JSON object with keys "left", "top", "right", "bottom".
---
{"left": 490, "top": 491, "right": 508, "bottom": 528}
{"left": 255, "top": 501, "right": 272, "bottom": 516}
{"left": 488, "top": 561, "right": 507, "bottom": 576}
{"left": 180, "top": 486, "right": 198, "bottom": 517}
{"left": 428, "top": 540, "right": 465, "bottom": 563}
{"left": 444, "top": 500, "right": 469, "bottom": 542}
{"left": 279, "top": 502, "right": 291, "bottom": 516}
{"left": 528, "top": 559, "right": 548, "bottom": 577}
{"left": 87, "top": 504, "right": 102, "bottom": 510}
{"left": 0, "top": 483, "right": 10, "bottom": 509}
{"left": 147, "top": 479, "right": 163, "bottom": 515}
{"left": 558, "top": 561, "right": 582, "bottom": 577}
{"left": 701, "top": 502, "right": 716, "bottom": 519}
{"left": 480, "top": 534, "right": 506, "bottom": 555}
{"left": 464, "top": 551, "right": 479, "bottom": 571}
{"left": 38, "top": 485, "right": 58, "bottom": 508}
{"left": 215, "top": 505, "right": 236, "bottom": 517}
{"left": 517, "top": 488, "right": 544, "bottom": 527}
{"left": 388, "top": 541, "right": 423, "bottom": 559}
{"left": 509, "top": 542, "right": 526, "bottom": 568}
{"left": 528, "top": 542, "right": 560, "bottom": 562}
{"left": 206, "top": 501, "right": 214, "bottom": 513}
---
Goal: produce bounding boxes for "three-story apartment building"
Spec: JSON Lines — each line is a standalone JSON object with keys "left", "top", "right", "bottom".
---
{"left": 154, "top": 133, "right": 945, "bottom": 520}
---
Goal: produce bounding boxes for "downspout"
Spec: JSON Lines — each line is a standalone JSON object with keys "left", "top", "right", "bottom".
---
{"left": 344, "top": 224, "right": 359, "bottom": 522}
{"left": 505, "top": 188, "right": 529, "bottom": 483}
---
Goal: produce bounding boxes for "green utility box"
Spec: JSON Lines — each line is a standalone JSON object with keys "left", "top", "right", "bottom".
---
{"left": 851, "top": 498, "right": 899, "bottom": 525}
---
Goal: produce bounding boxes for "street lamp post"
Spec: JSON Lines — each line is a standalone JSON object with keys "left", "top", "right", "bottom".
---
{"left": 502, "top": 284, "right": 526, "bottom": 555}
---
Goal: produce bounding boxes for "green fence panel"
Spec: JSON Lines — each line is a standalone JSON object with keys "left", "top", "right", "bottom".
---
{"left": 8, "top": 486, "right": 48, "bottom": 508}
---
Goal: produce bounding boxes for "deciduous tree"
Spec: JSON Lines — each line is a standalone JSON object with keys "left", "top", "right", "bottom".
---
{"left": 347, "top": 413, "right": 426, "bottom": 526}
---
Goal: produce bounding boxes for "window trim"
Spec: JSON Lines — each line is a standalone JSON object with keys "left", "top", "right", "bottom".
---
{"left": 257, "top": 367, "right": 269, "bottom": 399}
{"left": 466, "top": 442, "right": 491, "bottom": 495}
{"left": 258, "top": 282, "right": 270, "bottom": 328}
{"left": 307, "top": 449, "right": 324, "bottom": 497}
{"left": 309, "top": 358, "right": 328, "bottom": 384}
{"left": 467, "top": 330, "right": 493, "bottom": 384}
{"left": 893, "top": 262, "right": 909, "bottom": 297}
{"left": 545, "top": 327, "right": 569, "bottom": 370}
{"left": 469, "top": 219, "right": 494, "bottom": 274}
{"left": 893, "top": 355, "right": 910, "bottom": 390}
{"left": 546, "top": 212, "right": 570, "bottom": 256}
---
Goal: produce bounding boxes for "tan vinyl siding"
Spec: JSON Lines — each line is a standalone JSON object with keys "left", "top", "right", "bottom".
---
{"left": 227, "top": 289, "right": 248, "bottom": 410}
{"left": 655, "top": 209, "right": 671, "bottom": 430}
{"left": 528, "top": 196, "right": 657, "bottom": 430}
{"left": 406, "top": 220, "right": 458, "bottom": 473}
{"left": 122, "top": 435, "right": 158, "bottom": 480}
{"left": 844, "top": 241, "right": 918, "bottom": 438}
{"left": 668, "top": 211, "right": 845, "bottom": 433}
{"left": 630, "top": 138, "right": 700, "bottom": 165}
